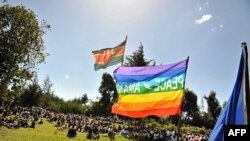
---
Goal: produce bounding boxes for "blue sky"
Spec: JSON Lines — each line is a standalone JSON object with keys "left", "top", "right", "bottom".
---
{"left": 3, "top": 0, "right": 250, "bottom": 106}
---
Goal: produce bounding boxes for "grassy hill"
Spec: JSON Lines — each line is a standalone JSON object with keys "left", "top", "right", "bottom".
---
{"left": 0, "top": 119, "right": 129, "bottom": 141}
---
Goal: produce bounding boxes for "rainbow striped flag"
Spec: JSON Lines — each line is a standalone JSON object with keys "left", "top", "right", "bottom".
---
{"left": 112, "top": 59, "right": 189, "bottom": 118}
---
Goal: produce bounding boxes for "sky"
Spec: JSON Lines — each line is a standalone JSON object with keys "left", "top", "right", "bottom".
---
{"left": 2, "top": 0, "right": 250, "bottom": 106}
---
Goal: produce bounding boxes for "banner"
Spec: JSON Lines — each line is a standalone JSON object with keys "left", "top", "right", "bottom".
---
{"left": 112, "top": 59, "right": 189, "bottom": 118}
{"left": 209, "top": 43, "right": 250, "bottom": 140}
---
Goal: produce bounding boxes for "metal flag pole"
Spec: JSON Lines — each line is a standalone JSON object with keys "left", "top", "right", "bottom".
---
{"left": 241, "top": 42, "right": 250, "bottom": 124}
{"left": 121, "top": 35, "right": 127, "bottom": 66}
{"left": 114, "top": 36, "right": 127, "bottom": 119}
{"left": 176, "top": 56, "right": 190, "bottom": 141}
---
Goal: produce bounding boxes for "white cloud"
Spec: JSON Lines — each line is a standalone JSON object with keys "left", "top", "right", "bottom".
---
{"left": 199, "top": 7, "right": 203, "bottom": 11}
{"left": 210, "top": 28, "right": 215, "bottom": 32}
{"left": 206, "top": 2, "right": 209, "bottom": 6}
{"left": 195, "top": 14, "right": 212, "bottom": 24}
{"left": 219, "top": 24, "right": 223, "bottom": 28}
{"left": 65, "top": 75, "right": 70, "bottom": 79}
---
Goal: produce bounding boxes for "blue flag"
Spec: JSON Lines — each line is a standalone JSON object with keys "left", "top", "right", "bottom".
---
{"left": 209, "top": 43, "right": 250, "bottom": 141}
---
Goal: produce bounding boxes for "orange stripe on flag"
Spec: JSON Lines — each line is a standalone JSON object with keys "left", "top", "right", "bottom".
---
{"left": 94, "top": 46, "right": 125, "bottom": 64}
{"left": 114, "top": 98, "right": 183, "bottom": 111}
{"left": 112, "top": 106, "right": 181, "bottom": 118}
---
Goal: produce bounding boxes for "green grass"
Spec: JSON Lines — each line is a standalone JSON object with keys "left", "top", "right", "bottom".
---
{"left": 0, "top": 119, "right": 129, "bottom": 141}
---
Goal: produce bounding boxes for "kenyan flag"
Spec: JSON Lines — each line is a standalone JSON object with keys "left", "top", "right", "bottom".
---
{"left": 92, "top": 39, "right": 126, "bottom": 71}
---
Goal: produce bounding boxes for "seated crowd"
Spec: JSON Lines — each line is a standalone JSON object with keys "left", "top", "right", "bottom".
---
{"left": 0, "top": 104, "right": 209, "bottom": 141}
{"left": 0, "top": 105, "right": 43, "bottom": 129}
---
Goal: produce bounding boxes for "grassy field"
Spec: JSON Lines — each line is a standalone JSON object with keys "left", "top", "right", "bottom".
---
{"left": 0, "top": 119, "right": 129, "bottom": 141}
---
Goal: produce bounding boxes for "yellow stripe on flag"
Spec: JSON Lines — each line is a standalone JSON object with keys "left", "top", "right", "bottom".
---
{"left": 118, "top": 90, "right": 184, "bottom": 103}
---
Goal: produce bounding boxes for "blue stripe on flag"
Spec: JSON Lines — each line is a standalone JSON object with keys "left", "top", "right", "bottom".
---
{"left": 114, "top": 68, "right": 186, "bottom": 82}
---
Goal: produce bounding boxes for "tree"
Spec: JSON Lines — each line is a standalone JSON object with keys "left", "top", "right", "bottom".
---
{"left": 200, "top": 94, "right": 205, "bottom": 112}
{"left": 60, "top": 100, "right": 87, "bottom": 114}
{"left": 41, "top": 93, "right": 64, "bottom": 112}
{"left": 204, "top": 91, "right": 222, "bottom": 124}
{"left": 86, "top": 100, "right": 102, "bottom": 116}
{"left": 200, "top": 112, "right": 215, "bottom": 128}
{"left": 81, "top": 93, "right": 88, "bottom": 104}
{"left": 19, "top": 79, "right": 43, "bottom": 107}
{"left": 222, "top": 101, "right": 227, "bottom": 109}
{"left": 124, "top": 43, "right": 155, "bottom": 66}
{"left": 98, "top": 72, "right": 118, "bottom": 116}
{"left": 41, "top": 75, "right": 53, "bottom": 94}
{"left": 39, "top": 75, "right": 55, "bottom": 108}
{"left": 182, "top": 89, "right": 199, "bottom": 121}
{"left": 0, "top": 4, "right": 49, "bottom": 100}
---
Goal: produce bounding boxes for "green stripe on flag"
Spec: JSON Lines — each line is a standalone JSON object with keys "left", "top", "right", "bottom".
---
{"left": 117, "top": 82, "right": 184, "bottom": 95}
{"left": 94, "top": 55, "right": 123, "bottom": 71}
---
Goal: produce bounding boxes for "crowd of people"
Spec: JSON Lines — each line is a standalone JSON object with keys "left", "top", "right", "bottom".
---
{"left": 0, "top": 105, "right": 43, "bottom": 129}
{"left": 0, "top": 104, "right": 209, "bottom": 141}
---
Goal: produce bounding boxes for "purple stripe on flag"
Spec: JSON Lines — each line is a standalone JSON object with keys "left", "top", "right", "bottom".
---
{"left": 114, "top": 59, "right": 187, "bottom": 75}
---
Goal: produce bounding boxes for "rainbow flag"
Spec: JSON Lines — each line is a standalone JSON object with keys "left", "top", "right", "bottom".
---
{"left": 112, "top": 59, "right": 189, "bottom": 118}
{"left": 92, "top": 38, "right": 126, "bottom": 71}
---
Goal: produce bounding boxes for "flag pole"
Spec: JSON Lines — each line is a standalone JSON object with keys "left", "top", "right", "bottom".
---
{"left": 241, "top": 42, "right": 250, "bottom": 124}
{"left": 115, "top": 36, "right": 127, "bottom": 119}
{"left": 121, "top": 35, "right": 127, "bottom": 66}
{"left": 176, "top": 56, "right": 190, "bottom": 141}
